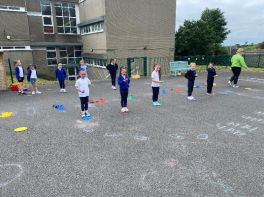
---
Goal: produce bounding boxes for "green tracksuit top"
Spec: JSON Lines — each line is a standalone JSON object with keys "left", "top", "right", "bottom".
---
{"left": 231, "top": 53, "right": 248, "bottom": 69}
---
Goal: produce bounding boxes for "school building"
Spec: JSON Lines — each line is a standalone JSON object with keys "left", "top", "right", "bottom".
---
{"left": 0, "top": 0, "right": 176, "bottom": 80}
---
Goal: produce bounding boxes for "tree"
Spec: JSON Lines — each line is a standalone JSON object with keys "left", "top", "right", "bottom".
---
{"left": 175, "top": 20, "right": 214, "bottom": 56}
{"left": 175, "top": 8, "right": 230, "bottom": 56}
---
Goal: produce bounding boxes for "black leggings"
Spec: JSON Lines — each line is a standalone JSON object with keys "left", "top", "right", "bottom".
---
{"left": 207, "top": 77, "right": 214, "bottom": 94}
{"left": 152, "top": 87, "right": 160, "bottom": 102}
{"left": 230, "top": 67, "right": 241, "bottom": 85}
{"left": 58, "top": 80, "right": 65, "bottom": 89}
{"left": 110, "top": 72, "right": 116, "bottom": 86}
{"left": 120, "top": 89, "right": 128, "bottom": 107}
{"left": 188, "top": 80, "right": 194, "bottom": 96}
{"left": 80, "top": 96, "right": 89, "bottom": 111}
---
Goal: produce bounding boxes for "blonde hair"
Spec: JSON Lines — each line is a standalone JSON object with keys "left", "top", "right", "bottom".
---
{"left": 237, "top": 48, "right": 245, "bottom": 53}
{"left": 79, "top": 70, "right": 86, "bottom": 75}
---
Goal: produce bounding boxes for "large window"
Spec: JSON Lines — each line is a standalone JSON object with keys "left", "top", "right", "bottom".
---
{"left": 47, "top": 47, "right": 57, "bottom": 66}
{"left": 40, "top": 0, "right": 53, "bottom": 33}
{"left": 46, "top": 46, "right": 82, "bottom": 66}
{"left": 59, "top": 46, "right": 82, "bottom": 64}
{"left": 80, "top": 22, "right": 104, "bottom": 35}
{"left": 55, "top": 2, "right": 77, "bottom": 34}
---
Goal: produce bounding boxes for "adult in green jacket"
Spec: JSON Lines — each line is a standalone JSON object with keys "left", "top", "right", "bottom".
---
{"left": 228, "top": 48, "right": 248, "bottom": 88}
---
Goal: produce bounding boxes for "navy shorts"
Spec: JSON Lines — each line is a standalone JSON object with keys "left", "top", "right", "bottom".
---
{"left": 18, "top": 77, "right": 24, "bottom": 83}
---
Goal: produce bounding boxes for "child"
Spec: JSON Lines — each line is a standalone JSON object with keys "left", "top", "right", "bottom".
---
{"left": 185, "top": 62, "right": 197, "bottom": 101}
{"left": 118, "top": 67, "right": 130, "bottom": 113}
{"left": 106, "top": 58, "right": 118, "bottom": 90}
{"left": 75, "top": 70, "right": 91, "bottom": 117}
{"left": 15, "top": 60, "right": 25, "bottom": 95}
{"left": 151, "top": 64, "right": 162, "bottom": 106}
{"left": 78, "top": 59, "right": 88, "bottom": 78}
{"left": 207, "top": 63, "right": 216, "bottom": 96}
{"left": 27, "top": 65, "right": 41, "bottom": 95}
{"left": 55, "top": 63, "right": 67, "bottom": 92}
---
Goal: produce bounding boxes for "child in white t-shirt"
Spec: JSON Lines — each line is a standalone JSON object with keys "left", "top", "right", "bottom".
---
{"left": 75, "top": 70, "right": 91, "bottom": 117}
{"left": 151, "top": 64, "right": 163, "bottom": 106}
{"left": 27, "top": 65, "right": 41, "bottom": 95}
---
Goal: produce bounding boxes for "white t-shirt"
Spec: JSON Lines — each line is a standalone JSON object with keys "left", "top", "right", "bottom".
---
{"left": 151, "top": 70, "right": 160, "bottom": 87}
{"left": 75, "top": 78, "right": 90, "bottom": 97}
{"left": 31, "top": 70, "right": 37, "bottom": 79}
{"left": 18, "top": 66, "right": 24, "bottom": 77}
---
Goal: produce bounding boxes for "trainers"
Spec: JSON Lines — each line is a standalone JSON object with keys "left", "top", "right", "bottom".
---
{"left": 85, "top": 111, "right": 90, "bottom": 116}
{"left": 81, "top": 111, "right": 85, "bottom": 117}
{"left": 112, "top": 86, "right": 117, "bottom": 90}
{"left": 233, "top": 84, "right": 239, "bottom": 88}
{"left": 121, "top": 108, "right": 126, "bottom": 113}
{"left": 153, "top": 102, "right": 157, "bottom": 106}
{"left": 60, "top": 89, "right": 63, "bottom": 92}
{"left": 187, "top": 96, "right": 196, "bottom": 100}
{"left": 155, "top": 102, "right": 161, "bottom": 106}
{"left": 63, "top": 89, "right": 67, "bottom": 93}
{"left": 124, "top": 107, "right": 129, "bottom": 112}
{"left": 32, "top": 91, "right": 36, "bottom": 95}
{"left": 228, "top": 81, "right": 232, "bottom": 86}
{"left": 36, "top": 91, "right": 41, "bottom": 94}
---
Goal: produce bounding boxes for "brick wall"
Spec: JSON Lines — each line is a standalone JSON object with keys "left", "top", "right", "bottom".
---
{"left": 0, "top": 52, "right": 7, "bottom": 90}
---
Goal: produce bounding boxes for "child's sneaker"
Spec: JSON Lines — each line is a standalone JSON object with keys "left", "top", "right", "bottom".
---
{"left": 187, "top": 96, "right": 195, "bottom": 100}
{"left": 63, "top": 89, "right": 67, "bottom": 93}
{"left": 60, "top": 89, "right": 63, "bottom": 92}
{"left": 85, "top": 111, "right": 90, "bottom": 116}
{"left": 233, "top": 84, "right": 239, "bottom": 88}
{"left": 124, "top": 107, "right": 129, "bottom": 112}
{"left": 112, "top": 86, "right": 117, "bottom": 90}
{"left": 36, "top": 91, "right": 41, "bottom": 94}
{"left": 121, "top": 108, "right": 126, "bottom": 113}
{"left": 156, "top": 102, "right": 161, "bottom": 106}
{"left": 228, "top": 81, "right": 232, "bottom": 86}
{"left": 32, "top": 91, "right": 36, "bottom": 95}
{"left": 153, "top": 102, "right": 157, "bottom": 106}
{"left": 81, "top": 111, "right": 85, "bottom": 117}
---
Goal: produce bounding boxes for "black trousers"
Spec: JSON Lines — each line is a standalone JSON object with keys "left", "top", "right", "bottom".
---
{"left": 120, "top": 89, "right": 128, "bottom": 107}
{"left": 58, "top": 80, "right": 65, "bottom": 89}
{"left": 80, "top": 96, "right": 89, "bottom": 111}
{"left": 152, "top": 87, "right": 160, "bottom": 102}
{"left": 207, "top": 77, "right": 214, "bottom": 94}
{"left": 230, "top": 67, "right": 241, "bottom": 85}
{"left": 110, "top": 72, "right": 116, "bottom": 86}
{"left": 188, "top": 80, "right": 194, "bottom": 96}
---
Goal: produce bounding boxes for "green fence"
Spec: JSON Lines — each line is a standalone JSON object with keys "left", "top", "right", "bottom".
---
{"left": 175, "top": 54, "right": 264, "bottom": 67}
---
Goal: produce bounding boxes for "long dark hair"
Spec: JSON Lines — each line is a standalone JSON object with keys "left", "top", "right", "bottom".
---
{"left": 109, "top": 58, "right": 114, "bottom": 64}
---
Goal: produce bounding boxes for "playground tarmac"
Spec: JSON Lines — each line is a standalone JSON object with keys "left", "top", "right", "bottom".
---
{"left": 0, "top": 70, "right": 264, "bottom": 196}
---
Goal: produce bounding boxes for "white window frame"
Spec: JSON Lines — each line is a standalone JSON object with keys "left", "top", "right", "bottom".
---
{"left": 0, "top": 5, "right": 26, "bottom": 12}
{"left": 41, "top": 1, "right": 54, "bottom": 34}
{"left": 55, "top": 2, "right": 78, "bottom": 35}
{"left": 80, "top": 22, "right": 104, "bottom": 35}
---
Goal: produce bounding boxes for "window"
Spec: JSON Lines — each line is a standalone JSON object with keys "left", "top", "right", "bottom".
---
{"left": 40, "top": 0, "right": 53, "bottom": 34}
{"left": 55, "top": 2, "right": 77, "bottom": 34}
{"left": 80, "top": 22, "right": 104, "bottom": 35}
{"left": 0, "top": 5, "right": 25, "bottom": 12}
{"left": 47, "top": 47, "right": 57, "bottom": 66}
{"left": 59, "top": 46, "right": 82, "bottom": 64}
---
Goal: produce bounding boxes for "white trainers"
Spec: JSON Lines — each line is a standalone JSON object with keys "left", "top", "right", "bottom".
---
{"left": 36, "top": 91, "right": 42, "bottom": 94}
{"left": 121, "top": 108, "right": 126, "bottom": 113}
{"left": 60, "top": 89, "right": 63, "bottom": 92}
{"left": 155, "top": 102, "right": 161, "bottom": 106}
{"left": 233, "top": 85, "right": 239, "bottom": 88}
{"left": 112, "top": 86, "right": 117, "bottom": 90}
{"left": 228, "top": 81, "right": 232, "bottom": 86}
{"left": 187, "top": 96, "right": 196, "bottom": 101}
{"left": 85, "top": 111, "right": 90, "bottom": 116}
{"left": 32, "top": 91, "right": 36, "bottom": 95}
{"left": 124, "top": 107, "right": 129, "bottom": 112}
{"left": 81, "top": 111, "right": 85, "bottom": 117}
{"left": 63, "top": 89, "right": 67, "bottom": 93}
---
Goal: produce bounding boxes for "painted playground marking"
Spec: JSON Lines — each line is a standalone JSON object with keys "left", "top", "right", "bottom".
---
{"left": 197, "top": 134, "right": 209, "bottom": 140}
{"left": 134, "top": 135, "right": 149, "bottom": 141}
{"left": 0, "top": 164, "right": 23, "bottom": 188}
{"left": 104, "top": 133, "right": 123, "bottom": 138}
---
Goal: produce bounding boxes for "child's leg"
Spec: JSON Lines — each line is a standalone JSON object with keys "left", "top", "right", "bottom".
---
{"left": 156, "top": 87, "right": 160, "bottom": 101}
{"left": 80, "top": 97, "right": 85, "bottom": 111}
{"left": 111, "top": 72, "right": 115, "bottom": 86}
{"left": 230, "top": 67, "right": 236, "bottom": 82}
{"left": 188, "top": 80, "right": 193, "bottom": 96}
{"left": 207, "top": 78, "right": 213, "bottom": 93}
{"left": 62, "top": 80, "right": 65, "bottom": 89}
{"left": 59, "top": 80, "right": 62, "bottom": 89}
{"left": 120, "top": 90, "right": 125, "bottom": 107}
{"left": 124, "top": 89, "right": 128, "bottom": 107}
{"left": 152, "top": 87, "right": 159, "bottom": 102}
{"left": 84, "top": 96, "right": 88, "bottom": 111}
